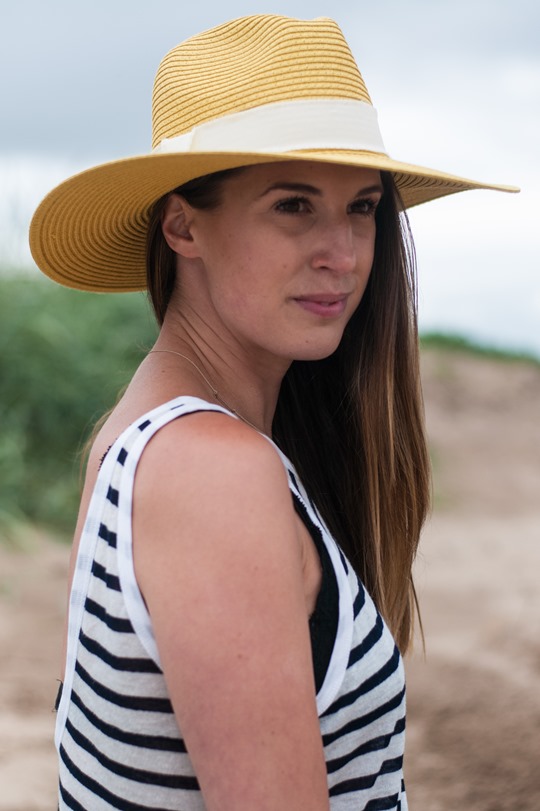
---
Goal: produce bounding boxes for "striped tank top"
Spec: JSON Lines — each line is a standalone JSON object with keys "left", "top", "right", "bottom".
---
{"left": 56, "top": 396, "right": 408, "bottom": 810}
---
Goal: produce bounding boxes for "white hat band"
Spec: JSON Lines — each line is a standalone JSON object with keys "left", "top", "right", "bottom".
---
{"left": 153, "top": 98, "right": 387, "bottom": 155}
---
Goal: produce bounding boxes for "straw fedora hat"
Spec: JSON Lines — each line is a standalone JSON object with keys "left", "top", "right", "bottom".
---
{"left": 29, "top": 14, "right": 518, "bottom": 293}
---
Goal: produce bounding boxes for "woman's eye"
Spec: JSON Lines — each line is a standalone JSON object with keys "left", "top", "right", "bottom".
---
{"left": 349, "top": 198, "right": 378, "bottom": 216}
{"left": 274, "top": 196, "right": 311, "bottom": 214}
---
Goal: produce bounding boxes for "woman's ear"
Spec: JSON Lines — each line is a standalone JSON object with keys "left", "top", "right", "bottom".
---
{"left": 161, "top": 194, "right": 199, "bottom": 258}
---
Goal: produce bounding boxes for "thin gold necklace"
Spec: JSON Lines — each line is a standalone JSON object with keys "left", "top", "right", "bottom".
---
{"left": 148, "top": 349, "right": 262, "bottom": 433}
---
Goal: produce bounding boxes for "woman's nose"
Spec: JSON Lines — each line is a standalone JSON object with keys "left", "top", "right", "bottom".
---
{"left": 310, "top": 220, "right": 357, "bottom": 274}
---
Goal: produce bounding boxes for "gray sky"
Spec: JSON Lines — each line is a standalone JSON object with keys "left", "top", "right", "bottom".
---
{"left": 2, "top": 0, "right": 539, "bottom": 354}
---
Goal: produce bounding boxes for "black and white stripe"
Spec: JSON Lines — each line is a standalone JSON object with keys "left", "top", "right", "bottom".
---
{"left": 57, "top": 396, "right": 407, "bottom": 810}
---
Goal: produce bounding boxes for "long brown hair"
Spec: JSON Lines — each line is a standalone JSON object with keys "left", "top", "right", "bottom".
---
{"left": 146, "top": 167, "right": 430, "bottom": 652}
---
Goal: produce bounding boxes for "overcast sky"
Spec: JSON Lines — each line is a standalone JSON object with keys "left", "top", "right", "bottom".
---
{"left": 2, "top": 0, "right": 539, "bottom": 354}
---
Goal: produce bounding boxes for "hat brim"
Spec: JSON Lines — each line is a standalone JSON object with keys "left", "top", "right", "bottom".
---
{"left": 29, "top": 149, "right": 518, "bottom": 292}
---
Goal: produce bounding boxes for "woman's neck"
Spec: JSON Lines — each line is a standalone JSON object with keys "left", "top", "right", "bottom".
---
{"left": 150, "top": 319, "right": 288, "bottom": 435}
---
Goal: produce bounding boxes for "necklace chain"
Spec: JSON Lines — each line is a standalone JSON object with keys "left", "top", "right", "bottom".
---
{"left": 148, "top": 349, "right": 262, "bottom": 432}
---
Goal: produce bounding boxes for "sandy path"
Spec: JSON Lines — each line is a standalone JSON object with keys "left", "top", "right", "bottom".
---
{"left": 1, "top": 348, "right": 539, "bottom": 809}
{"left": 0, "top": 532, "right": 66, "bottom": 809}
{"left": 405, "top": 350, "right": 540, "bottom": 810}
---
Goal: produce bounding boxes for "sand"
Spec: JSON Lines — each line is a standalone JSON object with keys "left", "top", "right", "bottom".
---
{"left": 1, "top": 347, "right": 539, "bottom": 810}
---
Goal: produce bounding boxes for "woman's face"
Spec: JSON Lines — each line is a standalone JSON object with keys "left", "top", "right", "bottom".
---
{"left": 171, "top": 160, "right": 382, "bottom": 367}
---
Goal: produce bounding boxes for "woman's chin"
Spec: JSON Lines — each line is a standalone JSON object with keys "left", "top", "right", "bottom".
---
{"left": 290, "top": 340, "right": 343, "bottom": 363}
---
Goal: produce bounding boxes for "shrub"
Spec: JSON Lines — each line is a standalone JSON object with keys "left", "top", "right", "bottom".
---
{"left": 0, "top": 276, "right": 156, "bottom": 535}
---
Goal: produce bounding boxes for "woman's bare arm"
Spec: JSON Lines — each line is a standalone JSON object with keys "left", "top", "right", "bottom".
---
{"left": 133, "top": 412, "right": 330, "bottom": 811}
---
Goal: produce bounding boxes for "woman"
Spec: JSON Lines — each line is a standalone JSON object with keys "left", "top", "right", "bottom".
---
{"left": 30, "top": 14, "right": 516, "bottom": 811}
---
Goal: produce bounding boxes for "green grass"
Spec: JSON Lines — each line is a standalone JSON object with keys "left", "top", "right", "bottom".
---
{"left": 1, "top": 275, "right": 537, "bottom": 539}
{"left": 420, "top": 331, "right": 539, "bottom": 365}
{"left": 0, "top": 276, "right": 157, "bottom": 537}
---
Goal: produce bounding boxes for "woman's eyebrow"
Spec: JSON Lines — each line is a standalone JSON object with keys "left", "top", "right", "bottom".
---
{"left": 259, "top": 181, "right": 384, "bottom": 198}
{"left": 355, "top": 184, "right": 384, "bottom": 197}
{"left": 259, "top": 182, "right": 322, "bottom": 197}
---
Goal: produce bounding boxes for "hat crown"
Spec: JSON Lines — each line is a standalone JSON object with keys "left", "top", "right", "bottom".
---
{"left": 151, "top": 15, "right": 371, "bottom": 149}
{"left": 30, "top": 14, "right": 516, "bottom": 293}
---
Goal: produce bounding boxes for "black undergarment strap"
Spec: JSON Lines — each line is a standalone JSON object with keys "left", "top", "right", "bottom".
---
{"left": 292, "top": 495, "right": 340, "bottom": 692}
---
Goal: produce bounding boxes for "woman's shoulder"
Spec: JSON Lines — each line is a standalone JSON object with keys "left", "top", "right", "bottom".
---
{"left": 133, "top": 397, "right": 305, "bottom": 621}
{"left": 91, "top": 394, "right": 259, "bottom": 468}
{"left": 84, "top": 395, "right": 283, "bottom": 518}
{"left": 133, "top": 396, "right": 288, "bottom": 502}
{"left": 78, "top": 392, "right": 290, "bottom": 521}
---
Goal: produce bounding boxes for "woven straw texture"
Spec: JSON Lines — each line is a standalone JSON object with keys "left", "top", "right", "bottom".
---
{"left": 29, "top": 14, "right": 517, "bottom": 292}
{"left": 152, "top": 16, "right": 370, "bottom": 147}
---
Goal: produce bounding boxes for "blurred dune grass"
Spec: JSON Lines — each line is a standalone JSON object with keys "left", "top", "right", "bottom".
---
{"left": 1, "top": 275, "right": 538, "bottom": 540}
{"left": 0, "top": 277, "right": 157, "bottom": 537}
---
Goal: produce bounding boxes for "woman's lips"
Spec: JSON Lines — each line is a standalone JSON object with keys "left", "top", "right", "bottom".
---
{"left": 293, "top": 294, "right": 349, "bottom": 318}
